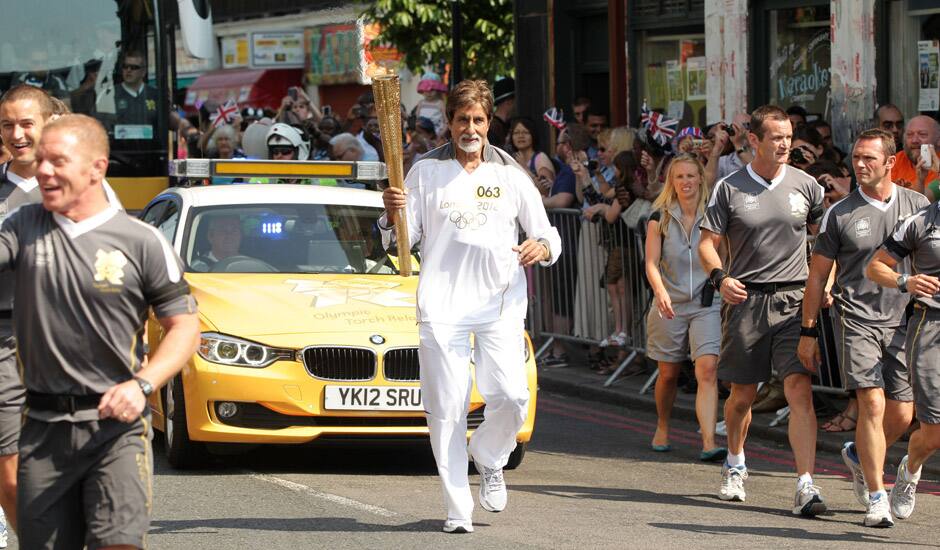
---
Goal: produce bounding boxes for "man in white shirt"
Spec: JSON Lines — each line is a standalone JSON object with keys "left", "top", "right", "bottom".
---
{"left": 380, "top": 80, "right": 561, "bottom": 534}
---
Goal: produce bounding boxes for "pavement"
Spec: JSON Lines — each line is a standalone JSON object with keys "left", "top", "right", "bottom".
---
{"left": 535, "top": 347, "right": 940, "bottom": 478}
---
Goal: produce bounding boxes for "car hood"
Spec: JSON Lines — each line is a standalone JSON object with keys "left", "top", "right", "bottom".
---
{"left": 187, "top": 273, "right": 418, "bottom": 337}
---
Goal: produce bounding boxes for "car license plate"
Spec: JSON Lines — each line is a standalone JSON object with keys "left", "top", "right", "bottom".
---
{"left": 324, "top": 385, "right": 423, "bottom": 411}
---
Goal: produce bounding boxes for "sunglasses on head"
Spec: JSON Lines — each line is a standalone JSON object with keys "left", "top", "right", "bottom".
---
{"left": 269, "top": 146, "right": 296, "bottom": 156}
{"left": 122, "top": 64, "right": 143, "bottom": 71}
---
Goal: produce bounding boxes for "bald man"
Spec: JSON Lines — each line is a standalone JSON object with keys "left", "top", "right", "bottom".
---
{"left": 0, "top": 115, "right": 198, "bottom": 548}
{"left": 891, "top": 115, "right": 939, "bottom": 195}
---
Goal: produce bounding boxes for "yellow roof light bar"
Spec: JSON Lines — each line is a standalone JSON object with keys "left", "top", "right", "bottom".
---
{"left": 169, "top": 159, "right": 388, "bottom": 181}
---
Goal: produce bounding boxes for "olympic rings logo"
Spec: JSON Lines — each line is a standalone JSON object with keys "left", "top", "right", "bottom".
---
{"left": 448, "top": 210, "right": 488, "bottom": 230}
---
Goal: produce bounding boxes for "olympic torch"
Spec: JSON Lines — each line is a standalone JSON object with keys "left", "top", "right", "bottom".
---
{"left": 372, "top": 74, "right": 412, "bottom": 277}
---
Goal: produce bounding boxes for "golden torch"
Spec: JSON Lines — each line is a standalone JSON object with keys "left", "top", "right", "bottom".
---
{"left": 372, "top": 73, "right": 412, "bottom": 277}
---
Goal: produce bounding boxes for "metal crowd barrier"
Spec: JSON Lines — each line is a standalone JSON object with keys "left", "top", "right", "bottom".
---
{"left": 527, "top": 207, "right": 852, "bottom": 403}
{"left": 527, "top": 208, "right": 652, "bottom": 387}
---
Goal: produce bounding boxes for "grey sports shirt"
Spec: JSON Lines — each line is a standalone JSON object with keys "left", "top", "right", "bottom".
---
{"left": 814, "top": 186, "right": 928, "bottom": 325}
{"left": 0, "top": 163, "right": 42, "bottom": 313}
{"left": 883, "top": 202, "right": 940, "bottom": 311}
{"left": 701, "top": 164, "right": 824, "bottom": 283}
{"left": 0, "top": 204, "right": 196, "bottom": 421}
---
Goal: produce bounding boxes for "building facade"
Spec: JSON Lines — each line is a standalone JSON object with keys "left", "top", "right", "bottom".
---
{"left": 517, "top": 0, "right": 940, "bottom": 152}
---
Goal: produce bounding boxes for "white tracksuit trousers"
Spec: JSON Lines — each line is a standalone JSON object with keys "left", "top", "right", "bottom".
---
{"left": 418, "top": 317, "right": 530, "bottom": 522}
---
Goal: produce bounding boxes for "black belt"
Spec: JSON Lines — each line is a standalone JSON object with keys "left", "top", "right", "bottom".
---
{"left": 0, "top": 310, "right": 10, "bottom": 320}
{"left": 741, "top": 281, "right": 805, "bottom": 294}
{"left": 26, "top": 391, "right": 102, "bottom": 414}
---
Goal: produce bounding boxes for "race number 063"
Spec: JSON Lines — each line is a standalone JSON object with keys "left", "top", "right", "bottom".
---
{"left": 476, "top": 186, "right": 500, "bottom": 198}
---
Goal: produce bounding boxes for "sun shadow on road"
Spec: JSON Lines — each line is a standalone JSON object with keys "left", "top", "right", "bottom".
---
{"left": 647, "top": 522, "right": 934, "bottom": 546}
{"left": 149, "top": 517, "right": 486, "bottom": 534}
{"left": 509, "top": 483, "right": 873, "bottom": 525}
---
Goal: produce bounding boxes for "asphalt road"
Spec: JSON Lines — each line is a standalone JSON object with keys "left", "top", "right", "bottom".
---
{"left": 6, "top": 392, "right": 940, "bottom": 548}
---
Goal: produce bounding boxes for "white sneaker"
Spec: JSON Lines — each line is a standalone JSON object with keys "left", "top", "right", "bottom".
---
{"left": 889, "top": 455, "right": 920, "bottom": 520}
{"left": 719, "top": 465, "right": 747, "bottom": 502}
{"left": 476, "top": 462, "right": 507, "bottom": 512}
{"left": 442, "top": 519, "right": 474, "bottom": 534}
{"left": 864, "top": 492, "right": 894, "bottom": 528}
{"left": 792, "top": 483, "right": 827, "bottom": 516}
{"left": 0, "top": 506, "right": 7, "bottom": 549}
{"left": 841, "top": 442, "right": 869, "bottom": 507}
{"left": 715, "top": 420, "right": 727, "bottom": 437}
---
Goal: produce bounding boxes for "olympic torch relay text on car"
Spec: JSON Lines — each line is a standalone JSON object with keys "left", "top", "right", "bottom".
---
{"left": 140, "top": 161, "right": 537, "bottom": 470}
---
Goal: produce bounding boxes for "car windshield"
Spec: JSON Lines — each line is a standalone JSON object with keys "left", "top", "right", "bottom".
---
{"left": 184, "top": 203, "right": 412, "bottom": 275}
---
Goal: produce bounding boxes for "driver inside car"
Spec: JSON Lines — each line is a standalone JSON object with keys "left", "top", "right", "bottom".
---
{"left": 190, "top": 215, "right": 247, "bottom": 272}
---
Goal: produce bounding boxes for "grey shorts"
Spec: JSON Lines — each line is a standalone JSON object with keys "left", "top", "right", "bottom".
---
{"left": 17, "top": 415, "right": 153, "bottom": 549}
{"left": 718, "top": 288, "right": 811, "bottom": 384}
{"left": 833, "top": 314, "right": 912, "bottom": 401}
{"left": 0, "top": 324, "right": 24, "bottom": 456}
{"left": 646, "top": 300, "right": 721, "bottom": 363}
{"left": 906, "top": 306, "right": 940, "bottom": 425}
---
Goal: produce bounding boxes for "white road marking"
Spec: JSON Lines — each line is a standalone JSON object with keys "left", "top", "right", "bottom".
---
{"left": 249, "top": 472, "right": 397, "bottom": 517}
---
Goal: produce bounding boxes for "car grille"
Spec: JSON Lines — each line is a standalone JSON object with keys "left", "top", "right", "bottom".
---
{"left": 383, "top": 348, "right": 419, "bottom": 381}
{"left": 302, "top": 347, "right": 375, "bottom": 381}
{"left": 215, "top": 402, "right": 486, "bottom": 430}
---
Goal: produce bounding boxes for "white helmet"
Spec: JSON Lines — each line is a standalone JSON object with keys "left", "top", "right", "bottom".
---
{"left": 266, "top": 123, "right": 310, "bottom": 160}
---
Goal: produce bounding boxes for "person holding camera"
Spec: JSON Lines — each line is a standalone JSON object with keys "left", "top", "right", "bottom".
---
{"left": 706, "top": 113, "right": 753, "bottom": 186}
{"left": 645, "top": 153, "right": 724, "bottom": 460}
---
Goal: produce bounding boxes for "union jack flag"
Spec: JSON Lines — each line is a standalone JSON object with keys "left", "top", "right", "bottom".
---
{"left": 211, "top": 99, "right": 239, "bottom": 128}
{"left": 640, "top": 102, "right": 677, "bottom": 146}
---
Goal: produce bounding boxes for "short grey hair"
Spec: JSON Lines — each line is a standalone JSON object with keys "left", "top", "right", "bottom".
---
{"left": 329, "top": 132, "right": 364, "bottom": 158}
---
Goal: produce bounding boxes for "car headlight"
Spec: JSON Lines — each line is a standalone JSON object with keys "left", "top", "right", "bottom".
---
{"left": 198, "top": 333, "right": 293, "bottom": 368}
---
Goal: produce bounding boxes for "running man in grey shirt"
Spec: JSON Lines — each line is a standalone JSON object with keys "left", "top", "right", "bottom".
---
{"left": 0, "top": 115, "right": 199, "bottom": 548}
{"left": 699, "top": 105, "right": 827, "bottom": 516}
{"left": 0, "top": 84, "right": 52, "bottom": 535}
{"left": 800, "top": 129, "right": 928, "bottom": 528}
{"left": 867, "top": 199, "right": 940, "bottom": 522}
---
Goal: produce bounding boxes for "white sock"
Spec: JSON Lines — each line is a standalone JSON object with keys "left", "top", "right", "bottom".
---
{"left": 901, "top": 461, "right": 922, "bottom": 482}
{"left": 726, "top": 452, "right": 745, "bottom": 468}
{"left": 797, "top": 473, "right": 813, "bottom": 489}
{"left": 870, "top": 490, "right": 887, "bottom": 501}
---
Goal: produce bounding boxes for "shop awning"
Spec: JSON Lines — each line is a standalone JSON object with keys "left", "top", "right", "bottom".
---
{"left": 184, "top": 68, "right": 303, "bottom": 112}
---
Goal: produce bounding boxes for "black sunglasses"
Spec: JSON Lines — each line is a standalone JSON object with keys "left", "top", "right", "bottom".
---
{"left": 269, "top": 146, "right": 296, "bottom": 156}
{"left": 122, "top": 64, "right": 143, "bottom": 71}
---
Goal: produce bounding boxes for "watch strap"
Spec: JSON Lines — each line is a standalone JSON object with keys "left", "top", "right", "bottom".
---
{"left": 799, "top": 326, "right": 819, "bottom": 338}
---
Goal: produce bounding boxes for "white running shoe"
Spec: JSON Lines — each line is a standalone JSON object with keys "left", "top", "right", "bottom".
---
{"left": 841, "top": 441, "right": 869, "bottom": 507}
{"left": 719, "top": 465, "right": 747, "bottom": 502}
{"left": 442, "top": 519, "right": 474, "bottom": 534}
{"left": 0, "top": 505, "right": 7, "bottom": 549}
{"left": 889, "top": 455, "right": 920, "bottom": 520}
{"left": 792, "top": 483, "right": 827, "bottom": 516}
{"left": 864, "top": 492, "right": 894, "bottom": 528}
{"left": 476, "top": 462, "right": 507, "bottom": 512}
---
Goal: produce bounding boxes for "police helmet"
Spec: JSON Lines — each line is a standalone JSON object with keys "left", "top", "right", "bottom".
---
{"left": 266, "top": 123, "right": 310, "bottom": 160}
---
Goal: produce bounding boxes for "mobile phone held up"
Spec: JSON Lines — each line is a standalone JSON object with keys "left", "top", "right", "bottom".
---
{"left": 922, "top": 144, "right": 933, "bottom": 169}
{"left": 322, "top": 104, "right": 332, "bottom": 117}
{"left": 288, "top": 87, "right": 298, "bottom": 101}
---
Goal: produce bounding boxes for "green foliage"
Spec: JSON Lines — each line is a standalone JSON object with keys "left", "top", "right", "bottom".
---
{"left": 359, "top": 0, "right": 514, "bottom": 83}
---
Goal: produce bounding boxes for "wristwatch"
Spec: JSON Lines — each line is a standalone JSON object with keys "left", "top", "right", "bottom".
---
{"left": 897, "top": 273, "right": 910, "bottom": 293}
{"left": 134, "top": 376, "right": 154, "bottom": 397}
{"left": 799, "top": 326, "right": 819, "bottom": 338}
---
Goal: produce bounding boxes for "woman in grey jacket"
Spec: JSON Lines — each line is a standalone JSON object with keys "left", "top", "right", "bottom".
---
{"left": 645, "top": 154, "right": 725, "bottom": 461}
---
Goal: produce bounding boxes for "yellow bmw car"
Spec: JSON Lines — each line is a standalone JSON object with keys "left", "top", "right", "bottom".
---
{"left": 141, "top": 160, "right": 537, "bottom": 469}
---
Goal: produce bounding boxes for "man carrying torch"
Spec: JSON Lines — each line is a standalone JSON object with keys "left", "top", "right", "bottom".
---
{"left": 378, "top": 79, "right": 561, "bottom": 533}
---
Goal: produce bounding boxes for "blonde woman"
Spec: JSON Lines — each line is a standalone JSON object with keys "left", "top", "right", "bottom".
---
{"left": 645, "top": 154, "right": 724, "bottom": 461}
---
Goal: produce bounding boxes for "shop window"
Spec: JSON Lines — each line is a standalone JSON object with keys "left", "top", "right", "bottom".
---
{"left": 638, "top": 34, "right": 706, "bottom": 129}
{"left": 767, "top": 5, "right": 831, "bottom": 119}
